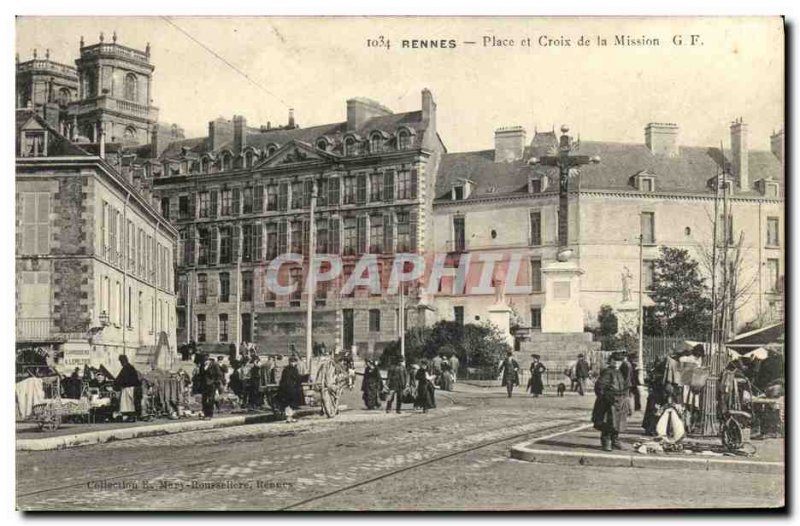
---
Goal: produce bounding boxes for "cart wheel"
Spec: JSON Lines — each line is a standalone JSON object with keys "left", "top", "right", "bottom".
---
{"left": 40, "top": 414, "right": 61, "bottom": 432}
{"left": 721, "top": 416, "right": 743, "bottom": 451}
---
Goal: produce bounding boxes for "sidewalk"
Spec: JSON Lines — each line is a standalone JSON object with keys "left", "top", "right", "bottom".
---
{"left": 16, "top": 406, "right": 345, "bottom": 452}
{"left": 511, "top": 413, "right": 784, "bottom": 475}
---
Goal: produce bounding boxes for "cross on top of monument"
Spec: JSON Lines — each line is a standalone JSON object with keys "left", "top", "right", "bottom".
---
{"left": 528, "top": 125, "right": 600, "bottom": 261}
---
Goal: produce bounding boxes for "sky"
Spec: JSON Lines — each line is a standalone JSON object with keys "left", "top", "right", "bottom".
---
{"left": 16, "top": 16, "right": 784, "bottom": 153}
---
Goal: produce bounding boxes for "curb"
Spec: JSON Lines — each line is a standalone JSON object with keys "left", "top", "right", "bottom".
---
{"left": 17, "top": 406, "right": 344, "bottom": 452}
{"left": 510, "top": 441, "right": 784, "bottom": 474}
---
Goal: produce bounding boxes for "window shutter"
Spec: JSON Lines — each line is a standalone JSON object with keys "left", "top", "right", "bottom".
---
{"left": 384, "top": 213, "right": 394, "bottom": 254}
{"left": 357, "top": 215, "right": 368, "bottom": 255}
{"left": 209, "top": 190, "right": 218, "bottom": 218}
{"left": 254, "top": 222, "right": 263, "bottom": 261}
{"left": 279, "top": 182, "right": 289, "bottom": 211}
{"left": 232, "top": 188, "right": 240, "bottom": 216}
{"left": 356, "top": 173, "right": 367, "bottom": 205}
{"left": 231, "top": 225, "right": 240, "bottom": 260}
{"left": 209, "top": 227, "right": 218, "bottom": 265}
{"left": 329, "top": 217, "right": 340, "bottom": 254}
{"left": 189, "top": 193, "right": 197, "bottom": 218}
{"left": 22, "top": 194, "right": 35, "bottom": 255}
{"left": 278, "top": 220, "right": 288, "bottom": 254}
{"left": 254, "top": 184, "right": 264, "bottom": 213}
{"left": 317, "top": 179, "right": 328, "bottom": 207}
{"left": 188, "top": 227, "right": 196, "bottom": 265}
{"left": 317, "top": 217, "right": 329, "bottom": 253}
{"left": 409, "top": 209, "right": 418, "bottom": 252}
{"left": 384, "top": 170, "right": 395, "bottom": 202}
{"left": 328, "top": 178, "right": 340, "bottom": 206}
{"left": 410, "top": 168, "right": 419, "bottom": 199}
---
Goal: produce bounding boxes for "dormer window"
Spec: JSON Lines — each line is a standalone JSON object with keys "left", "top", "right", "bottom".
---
{"left": 317, "top": 139, "right": 328, "bottom": 151}
{"left": 451, "top": 179, "right": 474, "bottom": 200}
{"left": 756, "top": 178, "right": 779, "bottom": 199}
{"left": 453, "top": 185, "right": 464, "bottom": 200}
{"left": 370, "top": 133, "right": 383, "bottom": 154}
{"left": 244, "top": 151, "right": 254, "bottom": 168}
{"left": 21, "top": 130, "right": 47, "bottom": 157}
{"left": 220, "top": 152, "right": 232, "bottom": 171}
{"left": 397, "top": 130, "right": 410, "bottom": 150}
{"left": 633, "top": 170, "right": 656, "bottom": 192}
{"left": 266, "top": 145, "right": 278, "bottom": 157}
{"left": 345, "top": 137, "right": 356, "bottom": 157}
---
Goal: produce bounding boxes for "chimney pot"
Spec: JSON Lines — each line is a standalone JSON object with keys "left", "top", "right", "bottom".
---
{"left": 730, "top": 118, "right": 749, "bottom": 190}
{"left": 494, "top": 126, "right": 527, "bottom": 163}
{"left": 644, "top": 122, "right": 679, "bottom": 157}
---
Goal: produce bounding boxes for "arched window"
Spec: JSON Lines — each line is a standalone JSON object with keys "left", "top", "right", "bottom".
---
{"left": 317, "top": 139, "right": 328, "bottom": 151}
{"left": 370, "top": 134, "right": 382, "bottom": 154}
{"left": 345, "top": 137, "right": 356, "bottom": 157}
{"left": 123, "top": 126, "right": 137, "bottom": 143}
{"left": 58, "top": 87, "right": 71, "bottom": 106}
{"left": 397, "top": 130, "right": 410, "bottom": 150}
{"left": 123, "top": 73, "right": 138, "bottom": 102}
{"left": 200, "top": 157, "right": 209, "bottom": 173}
{"left": 221, "top": 153, "right": 231, "bottom": 171}
{"left": 267, "top": 145, "right": 278, "bottom": 157}
{"left": 244, "top": 151, "right": 253, "bottom": 168}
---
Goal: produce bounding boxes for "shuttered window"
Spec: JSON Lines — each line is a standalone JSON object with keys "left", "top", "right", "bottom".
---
{"left": 21, "top": 192, "right": 50, "bottom": 255}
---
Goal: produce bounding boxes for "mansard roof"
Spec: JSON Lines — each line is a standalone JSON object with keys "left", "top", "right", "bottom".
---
{"left": 15, "top": 109, "right": 90, "bottom": 157}
{"left": 435, "top": 133, "right": 784, "bottom": 202}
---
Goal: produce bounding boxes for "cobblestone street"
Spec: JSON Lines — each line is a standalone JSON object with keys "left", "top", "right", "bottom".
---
{"left": 16, "top": 386, "right": 784, "bottom": 511}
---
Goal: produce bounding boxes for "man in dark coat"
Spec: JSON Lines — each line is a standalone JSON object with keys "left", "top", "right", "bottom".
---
{"left": 385, "top": 358, "right": 409, "bottom": 414}
{"left": 498, "top": 351, "right": 520, "bottom": 398}
{"left": 592, "top": 351, "right": 629, "bottom": 451}
{"left": 199, "top": 355, "right": 223, "bottom": 419}
{"left": 115, "top": 355, "right": 141, "bottom": 421}
{"left": 575, "top": 354, "right": 591, "bottom": 396}
{"left": 276, "top": 355, "right": 304, "bottom": 422}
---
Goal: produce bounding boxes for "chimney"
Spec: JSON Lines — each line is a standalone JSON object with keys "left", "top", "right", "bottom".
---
{"left": 287, "top": 109, "right": 296, "bottom": 129}
{"left": 208, "top": 117, "right": 233, "bottom": 151}
{"left": 233, "top": 114, "right": 247, "bottom": 153}
{"left": 346, "top": 97, "right": 393, "bottom": 131}
{"left": 421, "top": 88, "right": 436, "bottom": 131}
{"left": 494, "top": 126, "right": 527, "bottom": 163}
{"left": 770, "top": 129, "right": 784, "bottom": 164}
{"left": 730, "top": 117, "right": 749, "bottom": 190}
{"left": 151, "top": 127, "right": 162, "bottom": 158}
{"left": 644, "top": 122, "right": 679, "bottom": 157}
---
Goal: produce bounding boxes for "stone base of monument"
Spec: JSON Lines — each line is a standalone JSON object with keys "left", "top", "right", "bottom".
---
{"left": 517, "top": 332, "right": 601, "bottom": 386}
{"left": 488, "top": 302, "right": 514, "bottom": 348}
{"left": 541, "top": 260, "right": 585, "bottom": 333}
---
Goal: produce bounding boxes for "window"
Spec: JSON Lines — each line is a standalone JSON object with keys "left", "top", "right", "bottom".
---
{"left": 218, "top": 272, "right": 230, "bottom": 303}
{"left": 291, "top": 182, "right": 304, "bottom": 209}
{"left": 219, "top": 226, "right": 232, "bottom": 264}
{"left": 370, "top": 173, "right": 383, "bottom": 202}
{"left": 345, "top": 137, "right": 356, "bottom": 157}
{"left": 396, "top": 170, "right": 412, "bottom": 200}
{"left": 396, "top": 212, "right": 411, "bottom": 252}
{"left": 198, "top": 192, "right": 210, "bottom": 218}
{"left": 369, "top": 309, "right": 381, "bottom": 332}
{"left": 343, "top": 176, "right": 357, "bottom": 205}
{"left": 643, "top": 260, "right": 656, "bottom": 291}
{"left": 767, "top": 217, "right": 779, "bottom": 247}
{"left": 530, "top": 307, "right": 542, "bottom": 329}
{"left": 383, "top": 170, "right": 395, "bottom": 201}
{"left": 123, "top": 127, "right": 137, "bottom": 143}
{"left": 57, "top": 87, "right": 71, "bottom": 105}
{"left": 397, "top": 130, "right": 410, "bottom": 150}
{"left": 265, "top": 223, "right": 278, "bottom": 259}
{"left": 530, "top": 259, "right": 542, "bottom": 292}
{"left": 317, "top": 139, "right": 328, "bottom": 151}
{"left": 158, "top": 197, "right": 170, "bottom": 220}
{"left": 452, "top": 216, "right": 465, "bottom": 252}
{"left": 767, "top": 259, "right": 780, "bottom": 293}
{"left": 640, "top": 178, "right": 654, "bottom": 192}
{"left": 220, "top": 153, "right": 232, "bottom": 172}
{"left": 369, "top": 215, "right": 383, "bottom": 254}
{"left": 765, "top": 183, "right": 778, "bottom": 199}
{"left": 454, "top": 306, "right": 464, "bottom": 326}
{"left": 343, "top": 217, "right": 357, "bottom": 256}
{"left": 220, "top": 190, "right": 232, "bottom": 216}
{"left": 123, "top": 73, "right": 138, "bottom": 102}
{"left": 328, "top": 178, "right": 340, "bottom": 206}
{"left": 453, "top": 185, "right": 464, "bottom": 200}
{"left": 342, "top": 264, "right": 355, "bottom": 298}
{"left": 370, "top": 134, "right": 382, "bottom": 154}
{"left": 197, "top": 274, "right": 208, "bottom": 304}
{"left": 197, "top": 228, "right": 210, "bottom": 265}
{"left": 266, "top": 185, "right": 279, "bottom": 211}
{"left": 290, "top": 221, "right": 304, "bottom": 254}
{"left": 317, "top": 218, "right": 329, "bottom": 254}
{"left": 289, "top": 267, "right": 303, "bottom": 305}
{"left": 241, "top": 271, "right": 253, "bottom": 302}
{"left": 529, "top": 178, "right": 542, "bottom": 194}
{"left": 21, "top": 192, "right": 50, "bottom": 255}
{"left": 641, "top": 212, "right": 655, "bottom": 244}
{"left": 196, "top": 314, "right": 206, "bottom": 342}
{"left": 242, "top": 187, "right": 254, "bottom": 214}
{"left": 179, "top": 196, "right": 190, "bottom": 219}
{"left": 218, "top": 314, "right": 229, "bottom": 342}
{"left": 21, "top": 131, "right": 46, "bottom": 157}
{"left": 530, "top": 211, "right": 542, "bottom": 246}
{"left": 356, "top": 216, "right": 368, "bottom": 255}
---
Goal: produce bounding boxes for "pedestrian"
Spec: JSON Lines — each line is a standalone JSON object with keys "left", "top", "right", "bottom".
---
{"left": 415, "top": 360, "right": 436, "bottom": 413}
{"left": 592, "top": 351, "right": 629, "bottom": 451}
{"left": 385, "top": 357, "right": 409, "bottom": 414}
{"left": 439, "top": 361, "right": 454, "bottom": 392}
{"left": 361, "top": 359, "right": 384, "bottom": 410}
{"left": 498, "top": 350, "right": 520, "bottom": 398}
{"left": 408, "top": 363, "right": 421, "bottom": 408}
{"left": 528, "top": 354, "right": 546, "bottom": 398}
{"left": 114, "top": 355, "right": 141, "bottom": 422}
{"left": 575, "top": 353, "right": 591, "bottom": 396}
{"left": 238, "top": 356, "right": 253, "bottom": 408}
{"left": 314, "top": 346, "right": 347, "bottom": 417}
{"left": 449, "top": 353, "right": 460, "bottom": 383}
{"left": 228, "top": 342, "right": 238, "bottom": 366}
{"left": 619, "top": 353, "right": 634, "bottom": 417}
{"left": 248, "top": 356, "right": 263, "bottom": 408}
{"left": 276, "top": 355, "right": 304, "bottom": 423}
{"left": 199, "top": 354, "right": 223, "bottom": 420}
{"left": 629, "top": 354, "right": 642, "bottom": 411}
{"left": 432, "top": 354, "right": 443, "bottom": 377}
{"left": 342, "top": 347, "right": 356, "bottom": 389}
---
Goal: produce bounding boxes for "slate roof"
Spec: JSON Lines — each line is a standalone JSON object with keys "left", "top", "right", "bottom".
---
{"left": 15, "top": 109, "right": 91, "bottom": 157}
{"left": 435, "top": 132, "right": 784, "bottom": 201}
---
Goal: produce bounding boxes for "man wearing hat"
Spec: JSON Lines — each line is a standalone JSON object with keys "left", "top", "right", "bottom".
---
{"left": 592, "top": 351, "right": 629, "bottom": 451}
{"left": 498, "top": 350, "right": 520, "bottom": 398}
{"left": 575, "top": 353, "right": 590, "bottom": 396}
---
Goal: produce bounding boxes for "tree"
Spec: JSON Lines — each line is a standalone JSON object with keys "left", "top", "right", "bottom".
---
{"left": 593, "top": 305, "right": 619, "bottom": 350}
{"left": 644, "top": 246, "right": 712, "bottom": 337}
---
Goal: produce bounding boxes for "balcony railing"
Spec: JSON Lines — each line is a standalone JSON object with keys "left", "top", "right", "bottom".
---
{"left": 81, "top": 43, "right": 150, "bottom": 63}
{"left": 17, "top": 317, "right": 52, "bottom": 340}
{"left": 68, "top": 96, "right": 159, "bottom": 121}
{"left": 17, "top": 59, "right": 78, "bottom": 77}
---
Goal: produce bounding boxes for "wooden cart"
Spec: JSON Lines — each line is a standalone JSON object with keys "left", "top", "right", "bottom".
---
{"left": 29, "top": 376, "right": 91, "bottom": 431}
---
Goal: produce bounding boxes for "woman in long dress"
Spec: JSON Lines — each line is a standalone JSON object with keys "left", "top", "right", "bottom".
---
{"left": 114, "top": 355, "right": 141, "bottom": 421}
{"left": 529, "top": 354, "right": 546, "bottom": 398}
{"left": 361, "top": 360, "right": 384, "bottom": 410}
{"left": 415, "top": 361, "right": 436, "bottom": 413}
{"left": 276, "top": 356, "right": 304, "bottom": 422}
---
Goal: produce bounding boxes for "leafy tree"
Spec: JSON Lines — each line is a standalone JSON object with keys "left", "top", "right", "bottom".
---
{"left": 593, "top": 305, "right": 620, "bottom": 350}
{"left": 644, "top": 246, "right": 712, "bottom": 337}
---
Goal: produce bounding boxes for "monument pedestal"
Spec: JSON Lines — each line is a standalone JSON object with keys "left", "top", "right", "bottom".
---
{"left": 614, "top": 301, "right": 639, "bottom": 335}
{"left": 488, "top": 302, "right": 514, "bottom": 347}
{"left": 541, "top": 260, "right": 585, "bottom": 333}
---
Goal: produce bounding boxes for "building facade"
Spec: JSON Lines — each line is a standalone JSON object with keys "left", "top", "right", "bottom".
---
{"left": 15, "top": 109, "right": 178, "bottom": 372}
{"left": 149, "top": 90, "right": 445, "bottom": 357}
{"left": 431, "top": 121, "right": 784, "bottom": 340}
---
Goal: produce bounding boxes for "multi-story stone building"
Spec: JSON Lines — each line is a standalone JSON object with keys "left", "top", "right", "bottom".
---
{"left": 15, "top": 108, "right": 178, "bottom": 372}
{"left": 431, "top": 121, "right": 784, "bottom": 346}
{"left": 150, "top": 90, "right": 445, "bottom": 356}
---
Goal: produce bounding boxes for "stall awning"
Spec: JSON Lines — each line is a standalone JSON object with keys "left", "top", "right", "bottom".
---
{"left": 726, "top": 323, "right": 784, "bottom": 350}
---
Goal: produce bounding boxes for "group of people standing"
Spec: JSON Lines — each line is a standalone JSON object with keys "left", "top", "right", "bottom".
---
{"left": 361, "top": 357, "right": 441, "bottom": 414}
{"left": 498, "top": 351, "right": 548, "bottom": 398}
